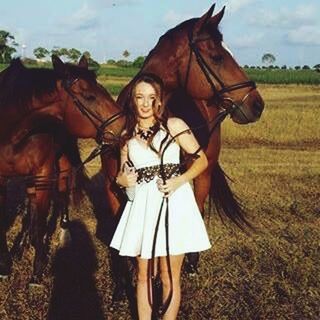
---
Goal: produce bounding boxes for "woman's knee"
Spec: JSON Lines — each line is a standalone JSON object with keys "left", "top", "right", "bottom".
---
{"left": 136, "top": 259, "right": 150, "bottom": 284}
{"left": 160, "top": 270, "right": 180, "bottom": 290}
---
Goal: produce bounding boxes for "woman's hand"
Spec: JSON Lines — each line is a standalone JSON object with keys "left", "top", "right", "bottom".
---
{"left": 156, "top": 176, "right": 185, "bottom": 197}
{"left": 116, "top": 169, "right": 137, "bottom": 188}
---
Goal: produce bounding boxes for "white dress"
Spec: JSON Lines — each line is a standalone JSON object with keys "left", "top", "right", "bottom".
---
{"left": 110, "top": 128, "right": 211, "bottom": 259}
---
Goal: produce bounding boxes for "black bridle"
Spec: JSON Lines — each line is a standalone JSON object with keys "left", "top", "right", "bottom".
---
{"left": 184, "top": 29, "right": 257, "bottom": 118}
{"left": 62, "top": 78, "right": 125, "bottom": 145}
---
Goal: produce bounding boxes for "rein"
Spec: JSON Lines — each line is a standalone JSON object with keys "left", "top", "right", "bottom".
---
{"left": 62, "top": 78, "right": 125, "bottom": 145}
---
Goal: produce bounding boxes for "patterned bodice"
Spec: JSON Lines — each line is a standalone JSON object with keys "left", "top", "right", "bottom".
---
{"left": 127, "top": 128, "right": 180, "bottom": 170}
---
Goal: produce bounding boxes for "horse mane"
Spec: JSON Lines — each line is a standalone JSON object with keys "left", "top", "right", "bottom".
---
{"left": 143, "top": 18, "right": 223, "bottom": 67}
{"left": 0, "top": 58, "right": 96, "bottom": 113}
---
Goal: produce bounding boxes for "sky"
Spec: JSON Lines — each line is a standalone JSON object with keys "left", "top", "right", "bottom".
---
{"left": 1, "top": 0, "right": 320, "bottom": 67}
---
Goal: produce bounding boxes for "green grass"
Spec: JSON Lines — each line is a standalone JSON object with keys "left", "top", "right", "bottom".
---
{"left": 1, "top": 62, "right": 320, "bottom": 86}
{"left": 97, "top": 65, "right": 139, "bottom": 78}
{"left": 245, "top": 68, "right": 320, "bottom": 85}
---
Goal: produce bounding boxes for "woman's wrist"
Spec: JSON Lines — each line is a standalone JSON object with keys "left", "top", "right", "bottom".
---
{"left": 177, "top": 174, "right": 187, "bottom": 186}
{"left": 115, "top": 174, "right": 125, "bottom": 188}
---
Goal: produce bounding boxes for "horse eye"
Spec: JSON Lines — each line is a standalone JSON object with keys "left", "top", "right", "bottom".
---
{"left": 211, "top": 55, "right": 223, "bottom": 64}
{"left": 82, "top": 93, "right": 96, "bottom": 101}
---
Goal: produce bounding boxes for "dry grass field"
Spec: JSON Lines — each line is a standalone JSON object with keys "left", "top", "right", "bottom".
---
{"left": 0, "top": 84, "right": 319, "bottom": 319}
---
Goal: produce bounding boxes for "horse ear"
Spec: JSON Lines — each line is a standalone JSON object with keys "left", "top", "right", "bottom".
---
{"left": 10, "top": 58, "right": 24, "bottom": 70}
{"left": 78, "top": 55, "right": 89, "bottom": 69}
{"left": 193, "top": 3, "right": 216, "bottom": 35}
{"left": 208, "top": 6, "right": 225, "bottom": 28}
{"left": 52, "top": 55, "right": 66, "bottom": 74}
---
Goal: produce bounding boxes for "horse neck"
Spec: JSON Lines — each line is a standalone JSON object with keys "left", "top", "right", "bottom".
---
{"left": 142, "top": 41, "right": 182, "bottom": 91}
{"left": 0, "top": 92, "right": 64, "bottom": 142}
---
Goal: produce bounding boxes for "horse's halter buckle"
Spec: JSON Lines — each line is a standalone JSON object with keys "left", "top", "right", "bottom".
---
{"left": 184, "top": 29, "right": 256, "bottom": 118}
{"left": 61, "top": 78, "right": 125, "bottom": 145}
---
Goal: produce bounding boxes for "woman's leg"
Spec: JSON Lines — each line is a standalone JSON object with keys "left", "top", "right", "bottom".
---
{"left": 160, "top": 254, "right": 184, "bottom": 320}
{"left": 136, "top": 256, "right": 156, "bottom": 320}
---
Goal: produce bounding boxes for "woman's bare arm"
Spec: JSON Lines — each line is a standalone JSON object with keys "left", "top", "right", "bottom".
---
{"left": 157, "top": 117, "right": 208, "bottom": 196}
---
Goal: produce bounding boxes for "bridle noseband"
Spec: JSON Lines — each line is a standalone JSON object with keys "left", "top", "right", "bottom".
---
{"left": 62, "top": 78, "right": 125, "bottom": 145}
{"left": 184, "top": 29, "right": 256, "bottom": 117}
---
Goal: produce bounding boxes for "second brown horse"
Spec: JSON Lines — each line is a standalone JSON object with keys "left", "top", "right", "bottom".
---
{"left": 0, "top": 55, "right": 125, "bottom": 284}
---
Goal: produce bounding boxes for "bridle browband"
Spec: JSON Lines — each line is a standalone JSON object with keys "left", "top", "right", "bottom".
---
{"left": 184, "top": 28, "right": 256, "bottom": 117}
{"left": 62, "top": 78, "right": 125, "bottom": 145}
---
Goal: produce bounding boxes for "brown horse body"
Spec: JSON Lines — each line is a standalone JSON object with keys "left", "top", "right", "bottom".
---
{"left": 0, "top": 56, "right": 125, "bottom": 284}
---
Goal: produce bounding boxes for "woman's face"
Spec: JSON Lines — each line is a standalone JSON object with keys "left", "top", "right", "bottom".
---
{"left": 133, "top": 81, "right": 158, "bottom": 120}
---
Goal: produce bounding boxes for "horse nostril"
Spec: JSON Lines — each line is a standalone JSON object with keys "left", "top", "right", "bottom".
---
{"left": 253, "top": 102, "right": 264, "bottom": 117}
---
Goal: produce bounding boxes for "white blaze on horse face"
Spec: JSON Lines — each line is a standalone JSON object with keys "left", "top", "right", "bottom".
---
{"left": 222, "top": 41, "right": 234, "bottom": 57}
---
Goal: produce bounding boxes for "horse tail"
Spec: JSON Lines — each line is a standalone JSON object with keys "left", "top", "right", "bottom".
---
{"left": 209, "top": 162, "right": 253, "bottom": 232}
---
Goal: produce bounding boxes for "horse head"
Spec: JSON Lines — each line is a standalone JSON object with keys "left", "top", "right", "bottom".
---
{"left": 52, "top": 55, "right": 125, "bottom": 144}
{"left": 172, "top": 4, "right": 264, "bottom": 124}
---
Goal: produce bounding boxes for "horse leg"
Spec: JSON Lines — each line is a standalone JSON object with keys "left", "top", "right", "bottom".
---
{"left": 28, "top": 174, "right": 53, "bottom": 286}
{"left": 56, "top": 159, "right": 72, "bottom": 248}
{"left": 101, "top": 155, "right": 130, "bottom": 302}
{"left": 57, "top": 156, "right": 71, "bottom": 229}
{"left": 186, "top": 110, "right": 222, "bottom": 274}
{"left": 10, "top": 196, "right": 30, "bottom": 260}
{"left": 0, "top": 184, "right": 12, "bottom": 278}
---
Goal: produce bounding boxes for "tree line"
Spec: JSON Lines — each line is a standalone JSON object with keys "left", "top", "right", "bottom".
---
{"left": 0, "top": 29, "right": 146, "bottom": 69}
{"left": 1, "top": 30, "right": 319, "bottom": 72}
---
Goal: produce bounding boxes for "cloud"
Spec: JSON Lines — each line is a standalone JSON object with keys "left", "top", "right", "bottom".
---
{"left": 92, "top": 0, "right": 141, "bottom": 8}
{"left": 231, "top": 33, "right": 264, "bottom": 48}
{"left": 286, "top": 26, "right": 320, "bottom": 46}
{"left": 66, "top": 3, "right": 99, "bottom": 31}
{"left": 224, "top": 0, "right": 255, "bottom": 15}
{"left": 248, "top": 4, "right": 319, "bottom": 28}
{"left": 163, "top": 10, "right": 193, "bottom": 27}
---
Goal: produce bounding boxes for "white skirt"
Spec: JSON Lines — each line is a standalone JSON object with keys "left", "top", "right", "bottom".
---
{"left": 110, "top": 180, "right": 211, "bottom": 259}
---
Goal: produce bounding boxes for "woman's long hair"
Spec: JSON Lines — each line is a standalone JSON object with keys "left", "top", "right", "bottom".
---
{"left": 122, "top": 73, "right": 169, "bottom": 154}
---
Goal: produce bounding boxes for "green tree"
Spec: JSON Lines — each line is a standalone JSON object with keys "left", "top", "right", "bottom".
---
{"left": 50, "top": 47, "right": 69, "bottom": 59}
{"left": 68, "top": 48, "right": 81, "bottom": 63}
{"left": 51, "top": 46, "right": 61, "bottom": 57}
{"left": 122, "top": 49, "right": 130, "bottom": 59}
{"left": 132, "top": 56, "right": 145, "bottom": 68}
{"left": 0, "top": 30, "right": 18, "bottom": 63}
{"left": 83, "top": 51, "right": 91, "bottom": 60}
{"left": 107, "top": 59, "right": 116, "bottom": 65}
{"left": 33, "top": 47, "right": 49, "bottom": 60}
{"left": 262, "top": 53, "right": 276, "bottom": 66}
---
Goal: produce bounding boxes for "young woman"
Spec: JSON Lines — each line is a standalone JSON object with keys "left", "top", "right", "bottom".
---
{"left": 110, "top": 73, "right": 211, "bottom": 320}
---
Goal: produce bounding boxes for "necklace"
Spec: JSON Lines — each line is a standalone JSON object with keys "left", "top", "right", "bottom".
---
{"left": 137, "top": 123, "right": 158, "bottom": 141}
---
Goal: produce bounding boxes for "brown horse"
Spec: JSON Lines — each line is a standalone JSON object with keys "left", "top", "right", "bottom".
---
{"left": 101, "top": 3, "right": 264, "bottom": 298}
{"left": 104, "top": 4, "right": 264, "bottom": 230}
{"left": 0, "top": 55, "right": 125, "bottom": 284}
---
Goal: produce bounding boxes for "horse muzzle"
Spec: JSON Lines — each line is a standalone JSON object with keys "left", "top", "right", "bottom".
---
{"left": 229, "top": 92, "right": 264, "bottom": 124}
